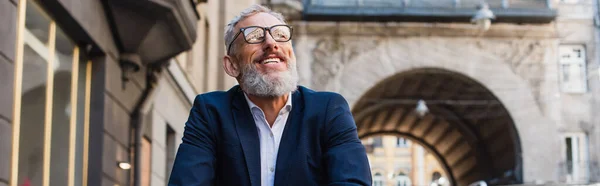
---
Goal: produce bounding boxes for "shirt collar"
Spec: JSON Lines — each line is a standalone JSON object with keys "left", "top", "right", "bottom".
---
{"left": 243, "top": 92, "right": 293, "bottom": 114}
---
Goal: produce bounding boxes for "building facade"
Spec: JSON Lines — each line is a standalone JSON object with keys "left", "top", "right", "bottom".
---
{"left": 0, "top": 0, "right": 202, "bottom": 186}
{"left": 3, "top": 0, "right": 600, "bottom": 186}
{"left": 362, "top": 135, "right": 449, "bottom": 186}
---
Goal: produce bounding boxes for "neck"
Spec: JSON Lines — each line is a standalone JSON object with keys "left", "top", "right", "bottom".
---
{"left": 246, "top": 93, "right": 289, "bottom": 127}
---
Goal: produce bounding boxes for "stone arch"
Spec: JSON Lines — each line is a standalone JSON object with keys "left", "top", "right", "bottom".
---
{"left": 303, "top": 37, "right": 562, "bottom": 184}
{"left": 354, "top": 68, "right": 523, "bottom": 185}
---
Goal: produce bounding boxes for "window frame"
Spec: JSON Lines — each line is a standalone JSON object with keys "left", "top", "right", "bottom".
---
{"left": 561, "top": 132, "right": 589, "bottom": 183}
{"left": 10, "top": 1, "right": 92, "bottom": 186}
{"left": 395, "top": 172, "right": 411, "bottom": 186}
{"left": 373, "top": 172, "right": 385, "bottom": 186}
{"left": 558, "top": 44, "right": 588, "bottom": 93}
{"left": 396, "top": 137, "right": 409, "bottom": 148}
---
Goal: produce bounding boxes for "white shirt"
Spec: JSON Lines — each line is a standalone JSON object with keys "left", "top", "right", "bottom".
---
{"left": 244, "top": 93, "right": 293, "bottom": 186}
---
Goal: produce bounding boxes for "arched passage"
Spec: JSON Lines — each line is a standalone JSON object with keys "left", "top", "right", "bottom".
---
{"left": 353, "top": 68, "right": 522, "bottom": 186}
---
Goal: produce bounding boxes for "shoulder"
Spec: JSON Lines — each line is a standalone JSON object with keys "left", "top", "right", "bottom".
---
{"left": 297, "top": 86, "right": 349, "bottom": 108}
{"left": 192, "top": 86, "right": 240, "bottom": 108}
{"left": 192, "top": 91, "right": 226, "bottom": 107}
{"left": 298, "top": 86, "right": 343, "bottom": 98}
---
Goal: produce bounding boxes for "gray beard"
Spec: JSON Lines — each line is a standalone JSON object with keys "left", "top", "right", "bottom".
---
{"left": 239, "top": 61, "right": 298, "bottom": 97}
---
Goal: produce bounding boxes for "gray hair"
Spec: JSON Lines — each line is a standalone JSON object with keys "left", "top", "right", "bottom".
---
{"left": 224, "top": 4, "right": 286, "bottom": 55}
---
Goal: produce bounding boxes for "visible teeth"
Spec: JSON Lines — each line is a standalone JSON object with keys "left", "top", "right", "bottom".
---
{"left": 261, "top": 58, "right": 280, "bottom": 64}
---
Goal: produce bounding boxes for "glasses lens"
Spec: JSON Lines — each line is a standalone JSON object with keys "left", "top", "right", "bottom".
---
{"left": 270, "top": 26, "right": 291, "bottom": 41}
{"left": 243, "top": 27, "right": 265, "bottom": 43}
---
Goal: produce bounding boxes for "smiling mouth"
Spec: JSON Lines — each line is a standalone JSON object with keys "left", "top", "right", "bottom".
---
{"left": 260, "top": 57, "right": 282, "bottom": 64}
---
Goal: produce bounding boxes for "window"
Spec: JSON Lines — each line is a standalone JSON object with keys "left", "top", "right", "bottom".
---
{"left": 166, "top": 125, "right": 177, "bottom": 180}
{"left": 559, "top": 45, "right": 587, "bottom": 93}
{"left": 13, "top": 1, "right": 91, "bottom": 186}
{"left": 396, "top": 172, "right": 411, "bottom": 186}
{"left": 202, "top": 21, "right": 210, "bottom": 92}
{"left": 396, "top": 137, "right": 409, "bottom": 148}
{"left": 563, "top": 133, "right": 589, "bottom": 183}
{"left": 373, "top": 172, "right": 385, "bottom": 186}
{"left": 373, "top": 136, "right": 383, "bottom": 148}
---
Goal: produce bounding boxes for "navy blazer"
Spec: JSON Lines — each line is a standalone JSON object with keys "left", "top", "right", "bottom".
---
{"left": 168, "top": 86, "right": 372, "bottom": 186}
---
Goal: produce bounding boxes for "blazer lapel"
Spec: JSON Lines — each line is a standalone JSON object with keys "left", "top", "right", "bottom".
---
{"left": 231, "top": 87, "right": 261, "bottom": 186}
{"left": 273, "top": 89, "right": 305, "bottom": 186}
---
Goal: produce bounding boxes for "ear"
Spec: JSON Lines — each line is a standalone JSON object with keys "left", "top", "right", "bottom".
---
{"left": 223, "top": 55, "right": 240, "bottom": 78}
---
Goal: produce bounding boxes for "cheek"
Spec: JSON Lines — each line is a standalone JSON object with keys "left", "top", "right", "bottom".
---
{"left": 287, "top": 49, "right": 296, "bottom": 60}
{"left": 282, "top": 45, "right": 294, "bottom": 57}
{"left": 238, "top": 50, "right": 256, "bottom": 65}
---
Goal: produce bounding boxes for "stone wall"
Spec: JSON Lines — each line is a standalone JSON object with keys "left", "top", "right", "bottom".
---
{"left": 147, "top": 74, "right": 191, "bottom": 185}
{"left": 0, "top": 1, "right": 17, "bottom": 185}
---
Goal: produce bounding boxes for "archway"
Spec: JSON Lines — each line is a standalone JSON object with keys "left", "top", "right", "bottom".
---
{"left": 353, "top": 68, "right": 522, "bottom": 186}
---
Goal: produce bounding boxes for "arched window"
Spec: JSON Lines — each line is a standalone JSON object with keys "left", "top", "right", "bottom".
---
{"left": 396, "top": 137, "right": 409, "bottom": 148}
{"left": 373, "top": 172, "right": 385, "bottom": 186}
{"left": 396, "top": 172, "right": 411, "bottom": 186}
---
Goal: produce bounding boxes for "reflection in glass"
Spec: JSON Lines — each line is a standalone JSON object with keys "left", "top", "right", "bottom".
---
{"left": 16, "top": 1, "right": 88, "bottom": 185}
{"left": 74, "top": 60, "right": 87, "bottom": 186}
{"left": 49, "top": 27, "right": 74, "bottom": 186}
{"left": 24, "top": 1, "right": 50, "bottom": 44}
{"left": 18, "top": 44, "right": 48, "bottom": 186}
{"left": 18, "top": 1, "right": 52, "bottom": 185}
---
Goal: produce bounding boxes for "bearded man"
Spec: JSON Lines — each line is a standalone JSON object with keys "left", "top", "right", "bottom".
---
{"left": 168, "top": 4, "right": 372, "bottom": 186}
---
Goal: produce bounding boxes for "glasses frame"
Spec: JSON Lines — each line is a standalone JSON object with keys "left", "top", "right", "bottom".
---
{"left": 227, "top": 24, "right": 293, "bottom": 55}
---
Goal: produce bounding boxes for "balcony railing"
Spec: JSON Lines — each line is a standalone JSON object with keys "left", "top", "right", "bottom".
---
{"left": 302, "top": 0, "right": 556, "bottom": 23}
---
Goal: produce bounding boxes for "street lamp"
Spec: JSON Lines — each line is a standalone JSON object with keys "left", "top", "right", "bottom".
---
{"left": 415, "top": 99, "right": 429, "bottom": 117}
{"left": 471, "top": 3, "right": 495, "bottom": 32}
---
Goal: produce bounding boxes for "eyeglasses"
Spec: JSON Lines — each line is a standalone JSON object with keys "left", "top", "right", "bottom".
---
{"left": 227, "top": 24, "right": 293, "bottom": 55}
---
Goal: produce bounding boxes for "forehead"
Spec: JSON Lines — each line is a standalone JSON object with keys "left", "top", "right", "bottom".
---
{"left": 236, "top": 12, "right": 285, "bottom": 29}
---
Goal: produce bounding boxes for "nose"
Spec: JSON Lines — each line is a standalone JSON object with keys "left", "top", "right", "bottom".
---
{"left": 262, "top": 31, "right": 279, "bottom": 52}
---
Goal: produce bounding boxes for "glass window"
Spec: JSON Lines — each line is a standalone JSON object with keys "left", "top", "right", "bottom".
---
{"left": 563, "top": 133, "right": 589, "bottom": 183}
{"left": 559, "top": 45, "right": 587, "bottom": 93}
{"left": 166, "top": 125, "right": 177, "bottom": 180}
{"left": 566, "top": 137, "right": 573, "bottom": 174}
{"left": 396, "top": 172, "right": 411, "bottom": 186}
{"left": 17, "top": 2, "right": 52, "bottom": 185}
{"left": 397, "top": 137, "right": 409, "bottom": 148}
{"left": 201, "top": 21, "right": 210, "bottom": 92}
{"left": 49, "top": 26, "right": 75, "bottom": 186}
{"left": 373, "top": 172, "right": 384, "bottom": 186}
{"left": 14, "top": 1, "right": 90, "bottom": 186}
{"left": 74, "top": 58, "right": 90, "bottom": 186}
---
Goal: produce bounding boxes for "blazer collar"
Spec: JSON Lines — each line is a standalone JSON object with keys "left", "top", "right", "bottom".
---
{"left": 230, "top": 86, "right": 304, "bottom": 186}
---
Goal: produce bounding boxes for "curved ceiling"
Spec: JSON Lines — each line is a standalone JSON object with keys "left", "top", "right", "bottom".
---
{"left": 352, "top": 68, "right": 522, "bottom": 186}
